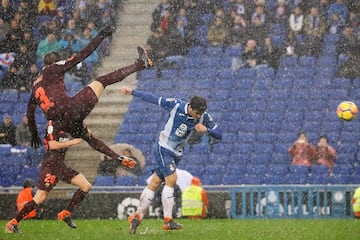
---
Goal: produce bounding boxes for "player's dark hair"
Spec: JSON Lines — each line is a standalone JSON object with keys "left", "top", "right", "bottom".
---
{"left": 23, "top": 179, "right": 35, "bottom": 188}
{"left": 190, "top": 96, "right": 207, "bottom": 113}
{"left": 318, "top": 135, "right": 328, "bottom": 142}
{"left": 44, "top": 51, "right": 61, "bottom": 65}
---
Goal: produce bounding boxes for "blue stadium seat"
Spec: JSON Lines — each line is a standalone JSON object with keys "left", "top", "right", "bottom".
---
{"left": 265, "top": 174, "right": 285, "bottom": 184}
{"left": 247, "top": 164, "right": 268, "bottom": 175}
{"left": 310, "top": 165, "right": 330, "bottom": 176}
{"left": 307, "top": 174, "right": 330, "bottom": 184}
{"left": 223, "top": 175, "right": 242, "bottom": 185}
{"left": 201, "top": 174, "right": 223, "bottom": 185}
{"left": 224, "top": 46, "right": 242, "bottom": 57}
{"left": 205, "top": 46, "right": 224, "bottom": 57}
{"left": 289, "top": 165, "right": 310, "bottom": 175}
{"left": 205, "top": 164, "right": 226, "bottom": 175}
{"left": 115, "top": 176, "right": 137, "bottom": 186}
{"left": 298, "top": 56, "right": 316, "bottom": 66}
{"left": 333, "top": 164, "right": 353, "bottom": 175}
{"left": 279, "top": 55, "right": 298, "bottom": 68}
{"left": 284, "top": 174, "right": 307, "bottom": 184}
{"left": 242, "top": 174, "right": 265, "bottom": 185}
{"left": 187, "top": 46, "right": 206, "bottom": 57}
{"left": 269, "top": 164, "right": 289, "bottom": 175}
{"left": 94, "top": 175, "right": 115, "bottom": 186}
{"left": 328, "top": 174, "right": 351, "bottom": 184}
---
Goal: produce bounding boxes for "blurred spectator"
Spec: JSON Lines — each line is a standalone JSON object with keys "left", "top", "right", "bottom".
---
{"left": 78, "top": 28, "right": 99, "bottom": 66}
{"left": 21, "top": 29, "right": 37, "bottom": 58}
{"left": 328, "top": 12, "right": 345, "bottom": 35}
{"left": 352, "top": 186, "right": 360, "bottom": 219}
{"left": 243, "top": 38, "right": 261, "bottom": 68}
{"left": 28, "top": 63, "right": 39, "bottom": 86}
{"left": 15, "top": 114, "right": 31, "bottom": 147}
{"left": 287, "top": 5, "right": 304, "bottom": 53}
{"left": 97, "top": 155, "right": 117, "bottom": 176}
{"left": 151, "top": 0, "right": 174, "bottom": 32}
{"left": 100, "top": 7, "right": 114, "bottom": 28}
{"left": 313, "top": 135, "right": 336, "bottom": 172}
{"left": 71, "top": 8, "right": 86, "bottom": 31}
{"left": 16, "top": 179, "right": 40, "bottom": 220}
{"left": 13, "top": 43, "right": 34, "bottom": 71}
{"left": 207, "top": 16, "right": 228, "bottom": 46}
{"left": 86, "top": 0, "right": 103, "bottom": 25}
{"left": 0, "top": 52, "right": 15, "bottom": 70}
{"left": 0, "top": 65, "right": 25, "bottom": 90}
{"left": 181, "top": 177, "right": 208, "bottom": 219}
{"left": 18, "top": 0, "right": 37, "bottom": 31}
{"left": 0, "top": 114, "right": 17, "bottom": 146}
{"left": 61, "top": 18, "right": 82, "bottom": 39}
{"left": 0, "top": 0, "right": 15, "bottom": 23}
{"left": 337, "top": 43, "right": 360, "bottom": 79}
{"left": 327, "top": 0, "right": 349, "bottom": 25}
{"left": 230, "top": 0, "right": 251, "bottom": 21}
{"left": 303, "top": 6, "right": 327, "bottom": 56}
{"left": 288, "top": 132, "right": 316, "bottom": 167}
{"left": 38, "top": 0, "right": 57, "bottom": 15}
{"left": 317, "top": 0, "right": 330, "bottom": 18}
{"left": 336, "top": 26, "right": 356, "bottom": 60}
{"left": 39, "top": 18, "right": 61, "bottom": 38}
{"left": 246, "top": 15, "right": 269, "bottom": 47}
{"left": 4, "top": 19, "right": 23, "bottom": 53}
{"left": 260, "top": 36, "right": 281, "bottom": 70}
{"left": 52, "top": 6, "right": 68, "bottom": 30}
{"left": 36, "top": 32, "right": 61, "bottom": 68}
{"left": 159, "top": 9, "right": 175, "bottom": 34}
{"left": 250, "top": 5, "right": 267, "bottom": 27}
{"left": 215, "top": 7, "right": 232, "bottom": 28}
{"left": 0, "top": 17, "right": 10, "bottom": 43}
{"left": 145, "top": 28, "right": 167, "bottom": 66}
{"left": 59, "top": 32, "right": 80, "bottom": 58}
{"left": 227, "top": 14, "right": 247, "bottom": 47}
{"left": 272, "top": 0, "right": 289, "bottom": 24}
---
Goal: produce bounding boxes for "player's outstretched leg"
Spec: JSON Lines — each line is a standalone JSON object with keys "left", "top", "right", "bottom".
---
{"left": 5, "top": 219, "right": 19, "bottom": 233}
{"left": 58, "top": 210, "right": 77, "bottom": 228}
{"left": 162, "top": 217, "right": 183, "bottom": 231}
{"left": 128, "top": 213, "right": 141, "bottom": 234}
{"left": 137, "top": 46, "right": 153, "bottom": 68}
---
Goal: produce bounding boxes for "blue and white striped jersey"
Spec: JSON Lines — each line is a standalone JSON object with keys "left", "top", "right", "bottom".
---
{"left": 132, "top": 90, "right": 222, "bottom": 156}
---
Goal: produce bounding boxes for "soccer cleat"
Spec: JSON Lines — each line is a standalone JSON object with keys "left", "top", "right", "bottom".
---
{"left": 128, "top": 213, "right": 141, "bottom": 234}
{"left": 137, "top": 46, "right": 153, "bottom": 68}
{"left": 116, "top": 155, "right": 136, "bottom": 169}
{"left": 5, "top": 219, "right": 19, "bottom": 233}
{"left": 58, "top": 210, "right": 77, "bottom": 228}
{"left": 162, "top": 219, "right": 183, "bottom": 231}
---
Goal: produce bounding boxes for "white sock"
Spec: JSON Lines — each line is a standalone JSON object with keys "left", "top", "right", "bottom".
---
{"left": 162, "top": 185, "right": 175, "bottom": 219}
{"left": 138, "top": 187, "right": 154, "bottom": 219}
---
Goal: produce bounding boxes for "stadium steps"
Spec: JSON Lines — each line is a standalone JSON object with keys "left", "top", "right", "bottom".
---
{"left": 63, "top": 0, "right": 158, "bottom": 185}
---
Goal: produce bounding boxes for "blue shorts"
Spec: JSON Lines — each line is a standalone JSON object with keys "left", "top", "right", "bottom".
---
{"left": 153, "top": 144, "right": 181, "bottom": 181}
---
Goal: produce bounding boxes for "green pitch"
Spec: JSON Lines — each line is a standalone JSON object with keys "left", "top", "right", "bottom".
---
{"left": 1, "top": 219, "right": 360, "bottom": 240}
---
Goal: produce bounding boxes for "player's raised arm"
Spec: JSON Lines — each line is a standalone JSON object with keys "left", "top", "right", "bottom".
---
{"left": 61, "top": 25, "right": 115, "bottom": 70}
{"left": 120, "top": 86, "right": 160, "bottom": 105}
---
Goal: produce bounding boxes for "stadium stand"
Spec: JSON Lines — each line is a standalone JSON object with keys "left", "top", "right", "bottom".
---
{"left": 2, "top": 0, "right": 360, "bottom": 187}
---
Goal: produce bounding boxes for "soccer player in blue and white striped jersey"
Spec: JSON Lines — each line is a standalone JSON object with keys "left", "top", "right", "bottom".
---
{"left": 120, "top": 86, "right": 222, "bottom": 234}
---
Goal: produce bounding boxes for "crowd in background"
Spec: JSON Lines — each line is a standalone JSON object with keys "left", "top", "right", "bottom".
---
{"left": 144, "top": 0, "right": 360, "bottom": 74}
{"left": 0, "top": 0, "right": 118, "bottom": 91}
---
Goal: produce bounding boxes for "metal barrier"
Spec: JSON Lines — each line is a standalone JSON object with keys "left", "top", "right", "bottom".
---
{"left": 230, "top": 185, "right": 357, "bottom": 219}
